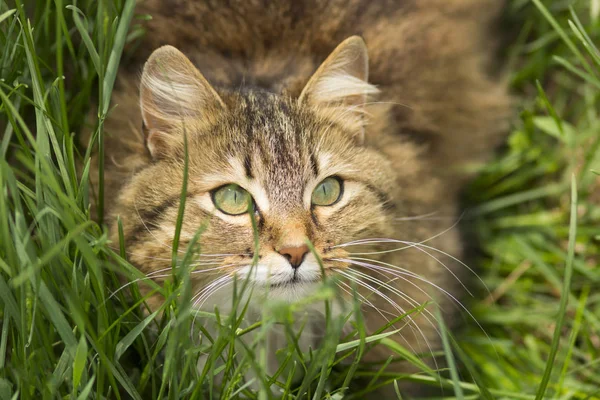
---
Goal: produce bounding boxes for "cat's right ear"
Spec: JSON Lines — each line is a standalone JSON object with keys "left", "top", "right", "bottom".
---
{"left": 140, "top": 45, "right": 225, "bottom": 158}
{"left": 299, "top": 36, "right": 379, "bottom": 142}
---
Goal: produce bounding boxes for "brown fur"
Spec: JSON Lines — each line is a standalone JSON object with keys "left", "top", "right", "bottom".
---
{"left": 90, "top": 0, "right": 510, "bottom": 395}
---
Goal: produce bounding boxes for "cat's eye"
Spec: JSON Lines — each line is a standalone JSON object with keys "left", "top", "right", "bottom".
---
{"left": 212, "top": 184, "right": 253, "bottom": 215}
{"left": 311, "top": 177, "right": 342, "bottom": 206}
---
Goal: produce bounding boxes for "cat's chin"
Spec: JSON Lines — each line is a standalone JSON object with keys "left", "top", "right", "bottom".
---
{"left": 258, "top": 279, "right": 321, "bottom": 303}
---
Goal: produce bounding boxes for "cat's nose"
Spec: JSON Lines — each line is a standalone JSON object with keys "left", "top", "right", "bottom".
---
{"left": 278, "top": 244, "right": 309, "bottom": 269}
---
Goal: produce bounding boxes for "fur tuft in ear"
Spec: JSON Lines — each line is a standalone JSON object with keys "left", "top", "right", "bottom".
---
{"left": 140, "top": 45, "right": 225, "bottom": 158}
{"left": 299, "top": 36, "right": 379, "bottom": 139}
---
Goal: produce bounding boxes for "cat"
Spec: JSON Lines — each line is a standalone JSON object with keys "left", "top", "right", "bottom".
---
{"left": 92, "top": 0, "right": 510, "bottom": 395}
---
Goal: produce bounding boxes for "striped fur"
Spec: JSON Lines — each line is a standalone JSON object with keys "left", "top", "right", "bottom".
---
{"left": 90, "top": 1, "right": 511, "bottom": 395}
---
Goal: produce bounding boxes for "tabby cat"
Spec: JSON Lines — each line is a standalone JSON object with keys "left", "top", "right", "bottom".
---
{"left": 94, "top": 0, "right": 510, "bottom": 395}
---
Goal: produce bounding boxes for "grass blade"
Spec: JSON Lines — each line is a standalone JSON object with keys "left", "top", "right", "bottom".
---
{"left": 115, "top": 310, "right": 160, "bottom": 360}
{"left": 437, "top": 307, "right": 464, "bottom": 399}
{"left": 0, "top": 9, "right": 16, "bottom": 24}
{"left": 535, "top": 175, "right": 577, "bottom": 399}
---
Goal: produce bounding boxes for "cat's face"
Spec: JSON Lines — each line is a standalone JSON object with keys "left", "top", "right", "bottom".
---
{"left": 115, "top": 37, "right": 396, "bottom": 304}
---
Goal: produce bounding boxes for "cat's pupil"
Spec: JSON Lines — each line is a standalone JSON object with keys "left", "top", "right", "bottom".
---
{"left": 311, "top": 177, "right": 341, "bottom": 206}
{"left": 213, "top": 184, "right": 252, "bottom": 215}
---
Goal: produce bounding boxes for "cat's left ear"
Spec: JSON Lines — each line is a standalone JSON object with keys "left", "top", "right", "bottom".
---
{"left": 140, "top": 45, "right": 226, "bottom": 158}
{"left": 299, "top": 36, "right": 379, "bottom": 141}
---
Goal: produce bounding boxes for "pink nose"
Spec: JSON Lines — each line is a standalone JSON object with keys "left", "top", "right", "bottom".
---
{"left": 277, "top": 244, "right": 309, "bottom": 269}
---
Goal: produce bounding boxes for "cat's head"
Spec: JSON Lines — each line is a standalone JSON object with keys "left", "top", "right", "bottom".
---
{"left": 116, "top": 37, "right": 397, "bottom": 304}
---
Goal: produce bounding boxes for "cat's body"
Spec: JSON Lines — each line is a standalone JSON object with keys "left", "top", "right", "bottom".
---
{"left": 94, "top": 0, "right": 509, "bottom": 395}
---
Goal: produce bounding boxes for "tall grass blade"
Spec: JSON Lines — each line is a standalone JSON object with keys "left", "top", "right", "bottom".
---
{"left": 535, "top": 175, "right": 577, "bottom": 399}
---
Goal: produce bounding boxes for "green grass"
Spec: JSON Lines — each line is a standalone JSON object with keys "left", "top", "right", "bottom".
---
{"left": 0, "top": 0, "right": 599, "bottom": 398}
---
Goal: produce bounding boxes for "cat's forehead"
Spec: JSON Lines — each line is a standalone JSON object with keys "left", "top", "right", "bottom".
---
{"left": 232, "top": 91, "right": 300, "bottom": 136}
{"left": 195, "top": 91, "right": 354, "bottom": 211}
{"left": 234, "top": 92, "right": 314, "bottom": 205}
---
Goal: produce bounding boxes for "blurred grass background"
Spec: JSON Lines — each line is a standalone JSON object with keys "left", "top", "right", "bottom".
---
{"left": 0, "top": 0, "right": 599, "bottom": 398}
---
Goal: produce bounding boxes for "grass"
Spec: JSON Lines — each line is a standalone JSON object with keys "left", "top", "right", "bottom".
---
{"left": 0, "top": 0, "right": 599, "bottom": 398}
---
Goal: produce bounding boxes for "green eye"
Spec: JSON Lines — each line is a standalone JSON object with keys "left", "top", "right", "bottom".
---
{"left": 311, "top": 177, "right": 342, "bottom": 206}
{"left": 212, "top": 184, "right": 252, "bottom": 215}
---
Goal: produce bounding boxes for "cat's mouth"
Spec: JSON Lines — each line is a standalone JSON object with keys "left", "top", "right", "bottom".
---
{"left": 268, "top": 276, "right": 320, "bottom": 289}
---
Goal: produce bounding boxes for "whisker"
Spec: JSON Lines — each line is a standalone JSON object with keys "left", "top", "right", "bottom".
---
{"left": 335, "top": 269, "right": 435, "bottom": 368}
{"left": 335, "top": 270, "right": 407, "bottom": 325}
{"left": 107, "top": 248, "right": 173, "bottom": 262}
{"left": 336, "top": 258, "right": 430, "bottom": 292}
{"left": 334, "top": 210, "right": 466, "bottom": 249}
{"left": 347, "top": 242, "right": 473, "bottom": 296}
{"left": 336, "top": 281, "right": 396, "bottom": 318}
{"left": 195, "top": 252, "right": 249, "bottom": 258}
{"left": 338, "top": 264, "right": 457, "bottom": 380}
{"left": 108, "top": 245, "right": 244, "bottom": 263}
{"left": 335, "top": 281, "right": 418, "bottom": 358}
{"left": 191, "top": 276, "right": 232, "bottom": 311}
{"left": 190, "top": 276, "right": 234, "bottom": 340}
{"left": 339, "top": 257, "right": 453, "bottom": 349}
{"left": 394, "top": 211, "right": 440, "bottom": 221}
{"left": 187, "top": 261, "right": 231, "bottom": 268}
{"left": 106, "top": 264, "right": 237, "bottom": 302}
{"left": 339, "top": 267, "right": 441, "bottom": 335}
{"left": 341, "top": 257, "right": 491, "bottom": 342}
{"left": 194, "top": 277, "right": 233, "bottom": 309}
{"left": 189, "top": 264, "right": 238, "bottom": 274}
{"left": 106, "top": 266, "right": 176, "bottom": 302}
{"left": 345, "top": 238, "right": 488, "bottom": 296}
{"left": 342, "top": 258, "right": 455, "bottom": 306}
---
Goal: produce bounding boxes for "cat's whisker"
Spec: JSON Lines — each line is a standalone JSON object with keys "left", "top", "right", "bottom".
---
{"left": 187, "top": 260, "right": 233, "bottom": 267}
{"left": 106, "top": 263, "right": 237, "bottom": 303}
{"left": 337, "top": 265, "right": 444, "bottom": 376}
{"left": 106, "top": 266, "right": 174, "bottom": 302}
{"left": 343, "top": 257, "right": 491, "bottom": 342}
{"left": 342, "top": 257, "right": 454, "bottom": 305}
{"left": 336, "top": 257, "right": 432, "bottom": 296}
{"left": 336, "top": 280, "right": 411, "bottom": 337}
{"left": 394, "top": 211, "right": 440, "bottom": 221}
{"left": 336, "top": 281, "right": 418, "bottom": 343}
{"left": 347, "top": 242, "right": 473, "bottom": 297}
{"left": 339, "top": 266, "right": 441, "bottom": 336}
{"left": 340, "top": 258, "right": 439, "bottom": 328}
{"left": 336, "top": 281, "right": 396, "bottom": 318}
{"left": 191, "top": 277, "right": 224, "bottom": 305}
{"left": 190, "top": 275, "right": 234, "bottom": 340}
{"left": 334, "top": 211, "right": 466, "bottom": 250}
{"left": 193, "top": 276, "right": 234, "bottom": 309}
{"left": 341, "top": 267, "right": 435, "bottom": 318}
{"left": 192, "top": 278, "right": 234, "bottom": 319}
{"left": 394, "top": 216, "right": 463, "bottom": 222}
{"left": 335, "top": 270, "right": 405, "bottom": 317}
{"left": 189, "top": 264, "right": 238, "bottom": 274}
{"left": 338, "top": 257, "right": 447, "bottom": 360}
{"left": 197, "top": 254, "right": 241, "bottom": 258}
{"left": 335, "top": 281, "right": 417, "bottom": 357}
{"left": 107, "top": 246, "right": 173, "bottom": 262}
{"left": 108, "top": 244, "right": 241, "bottom": 263}
{"left": 344, "top": 238, "right": 488, "bottom": 296}
{"left": 334, "top": 269, "right": 434, "bottom": 366}
{"left": 341, "top": 267, "right": 441, "bottom": 341}
{"left": 196, "top": 252, "right": 250, "bottom": 258}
